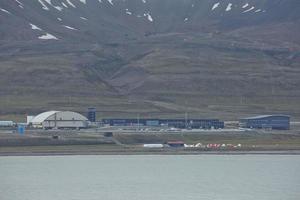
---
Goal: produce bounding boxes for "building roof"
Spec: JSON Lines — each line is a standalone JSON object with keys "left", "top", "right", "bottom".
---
{"left": 31, "top": 111, "right": 88, "bottom": 124}
{"left": 167, "top": 141, "right": 185, "bottom": 144}
{"left": 31, "top": 111, "right": 60, "bottom": 124}
{"left": 241, "top": 115, "right": 290, "bottom": 120}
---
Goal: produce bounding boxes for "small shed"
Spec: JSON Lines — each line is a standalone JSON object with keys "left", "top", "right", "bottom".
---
{"left": 167, "top": 141, "right": 185, "bottom": 147}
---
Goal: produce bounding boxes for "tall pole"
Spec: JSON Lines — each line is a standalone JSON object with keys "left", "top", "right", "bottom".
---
{"left": 185, "top": 112, "right": 188, "bottom": 129}
{"left": 54, "top": 113, "right": 57, "bottom": 128}
{"left": 137, "top": 113, "right": 140, "bottom": 132}
{"left": 184, "top": 100, "right": 188, "bottom": 129}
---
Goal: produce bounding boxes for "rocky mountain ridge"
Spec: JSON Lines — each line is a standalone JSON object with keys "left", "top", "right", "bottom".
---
{"left": 0, "top": 0, "right": 299, "bottom": 120}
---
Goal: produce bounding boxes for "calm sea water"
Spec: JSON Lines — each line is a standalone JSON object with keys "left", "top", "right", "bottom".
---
{"left": 1, "top": 155, "right": 300, "bottom": 200}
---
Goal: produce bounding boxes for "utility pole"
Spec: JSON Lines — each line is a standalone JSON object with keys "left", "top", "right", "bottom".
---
{"left": 184, "top": 100, "right": 188, "bottom": 129}
{"left": 137, "top": 113, "right": 140, "bottom": 132}
{"left": 54, "top": 113, "right": 57, "bottom": 128}
{"left": 185, "top": 112, "right": 188, "bottom": 129}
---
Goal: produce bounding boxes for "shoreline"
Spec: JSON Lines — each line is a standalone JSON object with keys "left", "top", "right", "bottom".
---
{"left": 1, "top": 150, "right": 300, "bottom": 156}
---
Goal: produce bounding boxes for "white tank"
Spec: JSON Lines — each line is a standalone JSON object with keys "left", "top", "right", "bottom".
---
{"left": 0, "top": 121, "right": 14, "bottom": 127}
{"left": 143, "top": 144, "right": 164, "bottom": 148}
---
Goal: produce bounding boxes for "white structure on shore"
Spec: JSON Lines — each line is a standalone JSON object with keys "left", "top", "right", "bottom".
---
{"left": 30, "top": 111, "right": 88, "bottom": 129}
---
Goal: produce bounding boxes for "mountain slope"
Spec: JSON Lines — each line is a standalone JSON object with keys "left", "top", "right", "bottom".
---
{"left": 0, "top": 0, "right": 300, "bottom": 120}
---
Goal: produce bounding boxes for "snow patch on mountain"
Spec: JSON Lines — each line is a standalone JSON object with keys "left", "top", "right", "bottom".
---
{"left": 63, "top": 25, "right": 78, "bottom": 30}
{"left": 226, "top": 3, "right": 232, "bottom": 11}
{"left": 243, "top": 6, "right": 255, "bottom": 13}
{"left": 38, "top": 0, "right": 49, "bottom": 10}
{"left": 126, "top": 9, "right": 132, "bottom": 15}
{"left": 255, "top": 9, "right": 261, "bottom": 13}
{"left": 38, "top": 33, "right": 58, "bottom": 40}
{"left": 62, "top": 2, "right": 68, "bottom": 8}
{"left": 144, "top": 13, "right": 153, "bottom": 22}
{"left": 43, "top": 0, "right": 63, "bottom": 11}
{"left": 242, "top": 3, "right": 249, "bottom": 8}
{"left": 79, "top": 0, "right": 86, "bottom": 4}
{"left": 212, "top": 2, "right": 220, "bottom": 11}
{"left": 30, "top": 23, "right": 42, "bottom": 31}
{"left": 66, "top": 0, "right": 76, "bottom": 8}
{"left": 15, "top": 0, "right": 24, "bottom": 9}
{"left": 15, "top": 0, "right": 23, "bottom": 5}
{"left": 107, "top": 0, "right": 114, "bottom": 5}
{"left": 0, "top": 8, "right": 11, "bottom": 14}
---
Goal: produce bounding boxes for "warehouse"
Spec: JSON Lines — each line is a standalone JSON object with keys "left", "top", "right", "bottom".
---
{"left": 239, "top": 115, "right": 290, "bottom": 130}
{"left": 162, "top": 119, "right": 224, "bottom": 129}
{"left": 102, "top": 119, "right": 162, "bottom": 126}
{"left": 102, "top": 118, "right": 224, "bottom": 129}
{"left": 30, "top": 111, "right": 88, "bottom": 129}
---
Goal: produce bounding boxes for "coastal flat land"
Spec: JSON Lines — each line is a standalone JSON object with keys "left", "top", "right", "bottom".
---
{"left": 1, "top": 128, "right": 300, "bottom": 156}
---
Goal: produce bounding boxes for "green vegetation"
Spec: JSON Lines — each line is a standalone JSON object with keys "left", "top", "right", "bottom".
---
{"left": 1, "top": 33, "right": 300, "bottom": 121}
{"left": 1, "top": 131, "right": 300, "bottom": 155}
{"left": 114, "top": 132, "right": 300, "bottom": 146}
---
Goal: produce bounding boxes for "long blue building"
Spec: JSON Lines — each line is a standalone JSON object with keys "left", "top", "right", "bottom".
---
{"left": 239, "top": 115, "right": 290, "bottom": 130}
{"left": 102, "top": 118, "right": 224, "bottom": 129}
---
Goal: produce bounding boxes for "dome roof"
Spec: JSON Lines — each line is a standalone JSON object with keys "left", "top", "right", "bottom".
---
{"left": 31, "top": 111, "right": 60, "bottom": 124}
{"left": 31, "top": 111, "right": 88, "bottom": 124}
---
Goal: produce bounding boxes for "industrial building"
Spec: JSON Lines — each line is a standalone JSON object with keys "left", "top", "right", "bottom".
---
{"left": 29, "top": 111, "right": 88, "bottom": 129}
{"left": 162, "top": 119, "right": 224, "bottom": 129}
{"left": 239, "top": 115, "right": 290, "bottom": 130}
{"left": 102, "top": 118, "right": 224, "bottom": 129}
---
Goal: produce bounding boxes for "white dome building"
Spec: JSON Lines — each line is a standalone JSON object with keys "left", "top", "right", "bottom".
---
{"left": 30, "top": 111, "right": 88, "bottom": 129}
